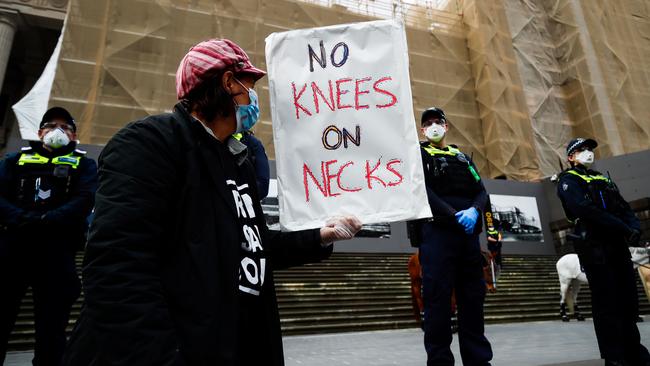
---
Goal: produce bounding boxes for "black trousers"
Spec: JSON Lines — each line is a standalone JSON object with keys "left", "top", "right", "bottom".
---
{"left": 419, "top": 223, "right": 492, "bottom": 366}
{"left": 0, "top": 236, "right": 80, "bottom": 366}
{"left": 578, "top": 241, "right": 650, "bottom": 365}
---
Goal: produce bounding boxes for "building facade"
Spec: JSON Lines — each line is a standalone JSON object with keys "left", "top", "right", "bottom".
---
{"left": 1, "top": 0, "right": 649, "bottom": 182}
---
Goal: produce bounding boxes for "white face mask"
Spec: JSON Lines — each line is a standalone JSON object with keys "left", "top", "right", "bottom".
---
{"left": 424, "top": 124, "right": 446, "bottom": 143}
{"left": 575, "top": 150, "right": 594, "bottom": 167}
{"left": 43, "top": 128, "right": 71, "bottom": 149}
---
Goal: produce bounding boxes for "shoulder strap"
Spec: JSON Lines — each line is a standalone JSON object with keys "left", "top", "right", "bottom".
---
{"left": 422, "top": 144, "right": 456, "bottom": 157}
{"left": 18, "top": 152, "right": 49, "bottom": 166}
{"left": 565, "top": 169, "right": 609, "bottom": 183}
{"left": 52, "top": 153, "right": 82, "bottom": 169}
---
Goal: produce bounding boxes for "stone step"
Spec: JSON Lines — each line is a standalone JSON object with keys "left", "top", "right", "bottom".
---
{"left": 10, "top": 253, "right": 650, "bottom": 351}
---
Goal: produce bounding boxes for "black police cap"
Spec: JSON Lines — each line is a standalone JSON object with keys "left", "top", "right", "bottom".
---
{"left": 566, "top": 137, "right": 597, "bottom": 156}
{"left": 40, "top": 107, "right": 76, "bottom": 132}
{"left": 421, "top": 107, "right": 446, "bottom": 125}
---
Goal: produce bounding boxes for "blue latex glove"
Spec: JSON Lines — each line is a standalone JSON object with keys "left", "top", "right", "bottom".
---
{"left": 455, "top": 207, "right": 479, "bottom": 234}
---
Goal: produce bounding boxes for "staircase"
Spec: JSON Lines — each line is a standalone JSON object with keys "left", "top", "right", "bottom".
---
{"left": 7, "top": 253, "right": 650, "bottom": 350}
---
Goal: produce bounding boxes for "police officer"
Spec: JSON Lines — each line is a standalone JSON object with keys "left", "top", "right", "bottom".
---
{"left": 418, "top": 107, "right": 492, "bottom": 366}
{"left": 0, "top": 107, "right": 97, "bottom": 365}
{"left": 557, "top": 138, "right": 650, "bottom": 366}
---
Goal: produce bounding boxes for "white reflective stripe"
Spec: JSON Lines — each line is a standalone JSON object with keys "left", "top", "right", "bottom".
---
{"left": 238, "top": 285, "right": 260, "bottom": 296}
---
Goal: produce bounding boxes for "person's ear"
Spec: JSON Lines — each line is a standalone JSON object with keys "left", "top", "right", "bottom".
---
{"left": 37, "top": 129, "right": 46, "bottom": 140}
{"left": 568, "top": 152, "right": 576, "bottom": 163}
{"left": 222, "top": 71, "right": 235, "bottom": 95}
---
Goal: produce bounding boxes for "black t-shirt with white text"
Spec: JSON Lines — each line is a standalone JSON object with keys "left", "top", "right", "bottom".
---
{"left": 211, "top": 138, "right": 270, "bottom": 363}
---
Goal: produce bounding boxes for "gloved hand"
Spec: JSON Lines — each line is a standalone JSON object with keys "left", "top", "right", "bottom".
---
{"left": 455, "top": 207, "right": 479, "bottom": 235}
{"left": 320, "top": 215, "right": 363, "bottom": 245}
{"left": 625, "top": 228, "right": 641, "bottom": 247}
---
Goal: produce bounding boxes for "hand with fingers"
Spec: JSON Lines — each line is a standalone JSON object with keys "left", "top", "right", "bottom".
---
{"left": 455, "top": 207, "right": 479, "bottom": 234}
{"left": 320, "top": 215, "right": 363, "bottom": 245}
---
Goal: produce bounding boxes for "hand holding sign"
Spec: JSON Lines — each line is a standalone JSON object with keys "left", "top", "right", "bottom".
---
{"left": 265, "top": 20, "right": 432, "bottom": 231}
{"left": 320, "top": 215, "right": 363, "bottom": 245}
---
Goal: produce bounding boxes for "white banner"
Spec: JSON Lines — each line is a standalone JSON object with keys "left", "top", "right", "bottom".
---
{"left": 265, "top": 20, "right": 431, "bottom": 231}
{"left": 12, "top": 30, "right": 64, "bottom": 141}
{"left": 12, "top": 7, "right": 70, "bottom": 141}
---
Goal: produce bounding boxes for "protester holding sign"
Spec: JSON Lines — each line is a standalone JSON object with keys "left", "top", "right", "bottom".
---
{"left": 418, "top": 107, "right": 493, "bottom": 365}
{"left": 62, "top": 38, "right": 361, "bottom": 366}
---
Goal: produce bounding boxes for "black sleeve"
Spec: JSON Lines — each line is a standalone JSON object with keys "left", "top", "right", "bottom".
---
{"left": 612, "top": 185, "right": 640, "bottom": 231}
{"left": 45, "top": 157, "right": 97, "bottom": 223}
{"left": 264, "top": 227, "right": 333, "bottom": 271}
{"left": 0, "top": 154, "right": 26, "bottom": 226}
{"left": 470, "top": 161, "right": 488, "bottom": 213}
{"left": 425, "top": 186, "right": 457, "bottom": 217}
{"left": 420, "top": 149, "right": 456, "bottom": 217}
{"left": 77, "top": 122, "right": 182, "bottom": 364}
{"left": 557, "top": 175, "right": 631, "bottom": 234}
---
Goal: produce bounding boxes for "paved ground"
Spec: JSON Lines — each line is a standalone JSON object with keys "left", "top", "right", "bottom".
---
{"left": 5, "top": 319, "right": 649, "bottom": 365}
{"left": 282, "top": 319, "right": 649, "bottom": 366}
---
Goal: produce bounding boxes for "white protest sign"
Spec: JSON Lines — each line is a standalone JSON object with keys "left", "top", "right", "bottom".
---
{"left": 265, "top": 20, "right": 432, "bottom": 231}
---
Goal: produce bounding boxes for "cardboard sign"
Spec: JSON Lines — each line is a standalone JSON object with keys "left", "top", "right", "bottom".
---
{"left": 265, "top": 20, "right": 431, "bottom": 231}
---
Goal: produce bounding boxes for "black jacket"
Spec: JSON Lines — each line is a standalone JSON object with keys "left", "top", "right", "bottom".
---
{"left": 63, "top": 104, "right": 331, "bottom": 366}
{"left": 557, "top": 166, "right": 638, "bottom": 242}
{"left": 420, "top": 143, "right": 487, "bottom": 233}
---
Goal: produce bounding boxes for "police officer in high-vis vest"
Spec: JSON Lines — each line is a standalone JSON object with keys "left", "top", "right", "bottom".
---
{"left": 418, "top": 107, "right": 492, "bottom": 366}
{"left": 557, "top": 138, "right": 650, "bottom": 366}
{"left": 0, "top": 107, "right": 97, "bottom": 365}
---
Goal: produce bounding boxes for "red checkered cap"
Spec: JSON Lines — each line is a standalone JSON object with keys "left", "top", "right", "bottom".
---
{"left": 176, "top": 39, "right": 266, "bottom": 99}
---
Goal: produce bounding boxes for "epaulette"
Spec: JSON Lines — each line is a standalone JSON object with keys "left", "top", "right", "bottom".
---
{"left": 20, "top": 146, "right": 32, "bottom": 152}
{"left": 74, "top": 148, "right": 87, "bottom": 155}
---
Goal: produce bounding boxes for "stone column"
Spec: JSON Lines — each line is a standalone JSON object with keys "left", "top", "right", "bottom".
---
{"left": 0, "top": 15, "right": 17, "bottom": 93}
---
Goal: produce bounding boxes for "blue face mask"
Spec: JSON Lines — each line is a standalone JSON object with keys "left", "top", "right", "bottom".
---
{"left": 233, "top": 79, "right": 260, "bottom": 133}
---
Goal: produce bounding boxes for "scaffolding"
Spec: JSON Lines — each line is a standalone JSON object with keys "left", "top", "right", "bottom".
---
{"left": 48, "top": 0, "right": 650, "bottom": 181}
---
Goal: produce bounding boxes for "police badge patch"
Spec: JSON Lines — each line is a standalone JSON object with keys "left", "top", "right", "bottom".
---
{"left": 562, "top": 183, "right": 569, "bottom": 191}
